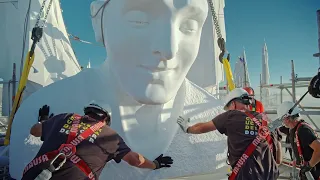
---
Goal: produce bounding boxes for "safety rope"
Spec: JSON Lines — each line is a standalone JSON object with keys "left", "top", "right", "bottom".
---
{"left": 4, "top": 0, "right": 54, "bottom": 145}
{"left": 68, "top": 34, "right": 104, "bottom": 47}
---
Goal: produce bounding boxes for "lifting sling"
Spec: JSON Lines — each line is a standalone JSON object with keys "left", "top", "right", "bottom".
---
{"left": 4, "top": 0, "right": 54, "bottom": 145}
{"left": 228, "top": 112, "right": 273, "bottom": 180}
{"left": 23, "top": 114, "right": 105, "bottom": 180}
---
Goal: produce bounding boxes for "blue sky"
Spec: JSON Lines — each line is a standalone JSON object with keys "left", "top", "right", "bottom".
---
{"left": 61, "top": 0, "right": 320, "bottom": 89}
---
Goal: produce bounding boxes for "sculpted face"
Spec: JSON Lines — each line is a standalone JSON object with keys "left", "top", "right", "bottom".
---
{"left": 92, "top": 0, "right": 208, "bottom": 104}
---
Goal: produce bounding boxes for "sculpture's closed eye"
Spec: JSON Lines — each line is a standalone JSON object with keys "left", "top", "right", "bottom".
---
{"left": 179, "top": 19, "right": 199, "bottom": 34}
{"left": 125, "top": 11, "right": 149, "bottom": 28}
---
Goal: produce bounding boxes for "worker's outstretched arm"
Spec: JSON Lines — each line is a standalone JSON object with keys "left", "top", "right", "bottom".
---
{"left": 308, "top": 139, "right": 320, "bottom": 167}
{"left": 276, "top": 141, "right": 282, "bottom": 164}
{"left": 177, "top": 116, "right": 216, "bottom": 134}
{"left": 30, "top": 116, "right": 57, "bottom": 139}
{"left": 122, "top": 152, "right": 173, "bottom": 170}
{"left": 177, "top": 112, "right": 228, "bottom": 134}
{"left": 111, "top": 134, "right": 173, "bottom": 170}
{"left": 30, "top": 122, "right": 42, "bottom": 137}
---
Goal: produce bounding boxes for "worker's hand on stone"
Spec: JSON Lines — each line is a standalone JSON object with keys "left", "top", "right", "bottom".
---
{"left": 153, "top": 154, "right": 173, "bottom": 169}
{"left": 177, "top": 116, "right": 190, "bottom": 133}
{"left": 300, "top": 161, "right": 313, "bottom": 173}
{"left": 38, "top": 105, "right": 54, "bottom": 122}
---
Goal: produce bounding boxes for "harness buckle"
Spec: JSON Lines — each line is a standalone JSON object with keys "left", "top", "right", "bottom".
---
{"left": 58, "top": 144, "right": 76, "bottom": 158}
{"left": 49, "top": 153, "right": 67, "bottom": 171}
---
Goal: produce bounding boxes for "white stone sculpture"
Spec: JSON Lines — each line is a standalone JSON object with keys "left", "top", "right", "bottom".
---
{"left": 9, "top": 0, "right": 227, "bottom": 179}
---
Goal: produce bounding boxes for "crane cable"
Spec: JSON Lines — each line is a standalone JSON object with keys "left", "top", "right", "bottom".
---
{"left": 207, "top": 0, "right": 235, "bottom": 91}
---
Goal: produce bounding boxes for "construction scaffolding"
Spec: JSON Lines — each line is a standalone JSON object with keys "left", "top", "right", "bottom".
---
{"left": 0, "top": 63, "right": 17, "bottom": 117}
{"left": 260, "top": 60, "right": 320, "bottom": 127}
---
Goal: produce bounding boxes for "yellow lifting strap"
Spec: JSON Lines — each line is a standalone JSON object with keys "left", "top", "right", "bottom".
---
{"left": 4, "top": 52, "right": 35, "bottom": 145}
{"left": 207, "top": 0, "right": 235, "bottom": 92}
{"left": 222, "top": 58, "right": 235, "bottom": 91}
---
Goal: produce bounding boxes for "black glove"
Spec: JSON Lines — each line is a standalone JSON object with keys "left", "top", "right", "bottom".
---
{"left": 153, "top": 154, "right": 173, "bottom": 169}
{"left": 38, "top": 105, "right": 54, "bottom": 122}
{"left": 299, "top": 161, "right": 313, "bottom": 180}
{"left": 300, "top": 161, "right": 313, "bottom": 173}
{"left": 299, "top": 171, "right": 308, "bottom": 180}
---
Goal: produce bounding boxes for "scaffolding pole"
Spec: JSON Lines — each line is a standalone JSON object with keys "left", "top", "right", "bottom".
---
{"left": 260, "top": 73, "right": 262, "bottom": 102}
{"left": 291, "top": 77, "right": 312, "bottom": 82}
{"left": 314, "top": 10, "right": 320, "bottom": 60}
{"left": 291, "top": 60, "right": 296, "bottom": 102}
{"left": 12, "top": 63, "right": 16, "bottom": 102}
{"left": 280, "top": 76, "right": 283, "bottom": 103}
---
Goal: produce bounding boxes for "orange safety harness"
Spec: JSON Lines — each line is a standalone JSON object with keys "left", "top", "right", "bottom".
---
{"left": 23, "top": 114, "right": 105, "bottom": 180}
{"left": 228, "top": 112, "right": 273, "bottom": 180}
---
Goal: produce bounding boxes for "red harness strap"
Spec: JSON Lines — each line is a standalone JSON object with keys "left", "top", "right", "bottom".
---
{"left": 23, "top": 114, "right": 105, "bottom": 180}
{"left": 228, "top": 112, "right": 273, "bottom": 180}
{"left": 295, "top": 122, "right": 320, "bottom": 180}
{"left": 295, "top": 122, "right": 318, "bottom": 165}
{"left": 253, "top": 113, "right": 274, "bottom": 152}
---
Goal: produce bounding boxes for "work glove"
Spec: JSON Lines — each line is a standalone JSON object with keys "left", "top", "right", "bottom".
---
{"left": 38, "top": 105, "right": 54, "bottom": 122}
{"left": 299, "top": 161, "right": 313, "bottom": 180}
{"left": 177, "top": 116, "right": 190, "bottom": 133}
{"left": 300, "top": 161, "right": 313, "bottom": 173}
{"left": 153, "top": 154, "right": 173, "bottom": 169}
{"left": 299, "top": 171, "right": 307, "bottom": 180}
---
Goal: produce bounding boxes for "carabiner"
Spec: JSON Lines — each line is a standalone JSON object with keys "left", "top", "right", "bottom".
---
{"left": 49, "top": 153, "right": 67, "bottom": 171}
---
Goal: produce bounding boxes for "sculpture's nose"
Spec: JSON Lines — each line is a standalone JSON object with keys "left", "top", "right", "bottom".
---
{"left": 151, "top": 22, "right": 178, "bottom": 61}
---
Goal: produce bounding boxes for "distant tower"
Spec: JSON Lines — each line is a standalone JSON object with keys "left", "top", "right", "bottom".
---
{"left": 86, "top": 59, "right": 91, "bottom": 69}
{"left": 262, "top": 40, "right": 270, "bottom": 104}
{"left": 242, "top": 48, "right": 251, "bottom": 87}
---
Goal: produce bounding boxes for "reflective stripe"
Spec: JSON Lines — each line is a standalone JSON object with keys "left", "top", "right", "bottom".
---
{"left": 295, "top": 122, "right": 318, "bottom": 165}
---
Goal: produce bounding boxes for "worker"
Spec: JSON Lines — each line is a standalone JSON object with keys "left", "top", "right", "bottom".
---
{"left": 277, "top": 101, "right": 320, "bottom": 180}
{"left": 177, "top": 88, "right": 281, "bottom": 180}
{"left": 243, "top": 87, "right": 265, "bottom": 113}
{"left": 22, "top": 103, "right": 173, "bottom": 180}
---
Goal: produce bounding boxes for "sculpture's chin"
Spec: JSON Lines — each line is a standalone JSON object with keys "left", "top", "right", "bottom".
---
{"left": 128, "top": 84, "right": 175, "bottom": 105}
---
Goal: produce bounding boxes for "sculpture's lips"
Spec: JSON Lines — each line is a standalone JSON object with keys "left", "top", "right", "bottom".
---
{"left": 138, "top": 65, "right": 176, "bottom": 72}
